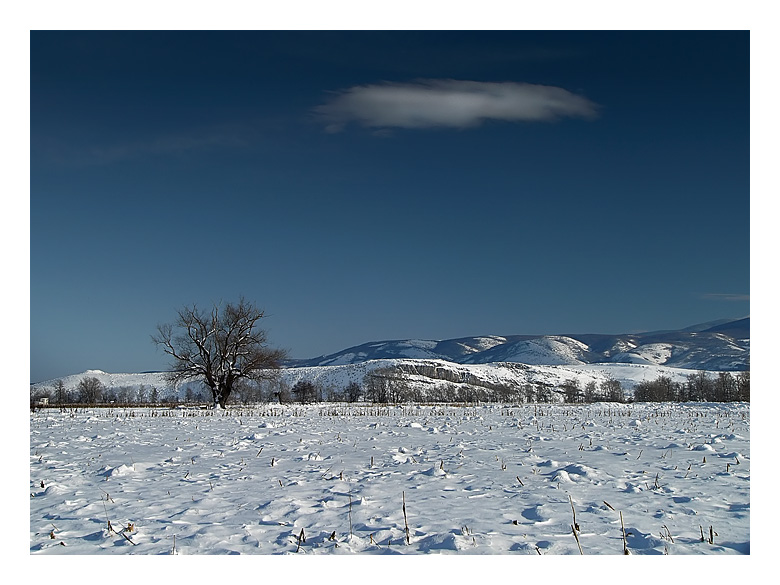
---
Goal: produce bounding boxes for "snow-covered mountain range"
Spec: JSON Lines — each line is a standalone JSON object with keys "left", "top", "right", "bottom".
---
{"left": 31, "top": 318, "right": 748, "bottom": 401}
{"left": 291, "top": 317, "right": 749, "bottom": 371}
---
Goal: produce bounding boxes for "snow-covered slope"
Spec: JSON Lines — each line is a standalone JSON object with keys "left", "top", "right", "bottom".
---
{"left": 291, "top": 318, "right": 749, "bottom": 371}
{"left": 33, "top": 370, "right": 172, "bottom": 395}
{"left": 461, "top": 336, "right": 594, "bottom": 366}
{"left": 309, "top": 336, "right": 512, "bottom": 366}
{"left": 280, "top": 359, "right": 703, "bottom": 399}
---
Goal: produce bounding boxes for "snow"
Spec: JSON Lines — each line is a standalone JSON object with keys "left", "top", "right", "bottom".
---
{"left": 612, "top": 343, "right": 674, "bottom": 365}
{"left": 30, "top": 402, "right": 749, "bottom": 555}
{"left": 465, "top": 336, "right": 590, "bottom": 366}
{"left": 281, "top": 360, "right": 700, "bottom": 400}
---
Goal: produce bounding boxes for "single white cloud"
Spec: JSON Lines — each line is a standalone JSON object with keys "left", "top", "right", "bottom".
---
{"left": 315, "top": 79, "right": 599, "bottom": 132}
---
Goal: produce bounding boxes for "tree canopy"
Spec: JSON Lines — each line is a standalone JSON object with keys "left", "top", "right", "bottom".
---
{"left": 152, "top": 298, "right": 286, "bottom": 408}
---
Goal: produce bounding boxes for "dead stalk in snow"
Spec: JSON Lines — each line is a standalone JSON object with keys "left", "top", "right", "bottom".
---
{"left": 102, "top": 500, "right": 111, "bottom": 531}
{"left": 620, "top": 511, "right": 630, "bottom": 555}
{"left": 569, "top": 495, "right": 580, "bottom": 532}
{"left": 402, "top": 491, "right": 411, "bottom": 545}
{"left": 660, "top": 524, "right": 674, "bottom": 543}
{"left": 571, "top": 524, "right": 583, "bottom": 554}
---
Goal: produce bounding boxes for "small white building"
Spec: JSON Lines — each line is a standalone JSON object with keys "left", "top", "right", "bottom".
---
{"left": 36, "top": 397, "right": 49, "bottom": 406}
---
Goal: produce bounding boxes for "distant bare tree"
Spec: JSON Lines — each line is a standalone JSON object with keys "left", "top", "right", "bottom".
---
{"left": 561, "top": 379, "right": 581, "bottom": 403}
{"left": 291, "top": 380, "right": 318, "bottom": 404}
{"left": 536, "top": 383, "right": 553, "bottom": 403}
{"left": 364, "top": 370, "right": 390, "bottom": 403}
{"left": 686, "top": 371, "right": 713, "bottom": 402}
{"left": 600, "top": 378, "right": 624, "bottom": 403}
{"left": 53, "top": 379, "right": 67, "bottom": 405}
{"left": 584, "top": 381, "right": 598, "bottom": 403}
{"left": 715, "top": 372, "right": 737, "bottom": 402}
{"left": 115, "top": 386, "right": 132, "bottom": 404}
{"left": 364, "top": 367, "right": 412, "bottom": 403}
{"left": 635, "top": 375, "right": 680, "bottom": 402}
{"left": 736, "top": 371, "right": 750, "bottom": 401}
{"left": 77, "top": 376, "right": 105, "bottom": 404}
{"left": 344, "top": 381, "right": 361, "bottom": 403}
{"left": 153, "top": 298, "right": 287, "bottom": 408}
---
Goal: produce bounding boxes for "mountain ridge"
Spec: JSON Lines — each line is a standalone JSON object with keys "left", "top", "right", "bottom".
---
{"left": 288, "top": 317, "right": 749, "bottom": 371}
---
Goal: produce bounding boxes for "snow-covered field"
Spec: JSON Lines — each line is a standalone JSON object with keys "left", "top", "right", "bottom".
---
{"left": 30, "top": 402, "right": 749, "bottom": 555}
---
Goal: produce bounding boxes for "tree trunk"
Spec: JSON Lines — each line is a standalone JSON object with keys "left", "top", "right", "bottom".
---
{"left": 206, "top": 383, "right": 223, "bottom": 409}
{"left": 216, "top": 383, "right": 231, "bottom": 409}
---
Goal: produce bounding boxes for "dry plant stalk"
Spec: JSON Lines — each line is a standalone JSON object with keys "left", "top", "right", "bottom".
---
{"left": 661, "top": 524, "right": 674, "bottom": 543}
{"left": 402, "top": 491, "right": 411, "bottom": 545}
{"left": 569, "top": 495, "right": 580, "bottom": 532}
{"left": 620, "top": 511, "right": 629, "bottom": 555}
{"left": 571, "top": 524, "right": 583, "bottom": 554}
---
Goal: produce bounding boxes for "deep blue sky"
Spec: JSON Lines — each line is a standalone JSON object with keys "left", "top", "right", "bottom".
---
{"left": 30, "top": 30, "right": 750, "bottom": 382}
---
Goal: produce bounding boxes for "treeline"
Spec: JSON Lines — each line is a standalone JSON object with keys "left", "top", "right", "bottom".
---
{"left": 283, "top": 368, "right": 749, "bottom": 405}
{"left": 284, "top": 367, "right": 627, "bottom": 404}
{"left": 633, "top": 371, "right": 750, "bottom": 402}
{"left": 33, "top": 368, "right": 750, "bottom": 408}
{"left": 30, "top": 376, "right": 209, "bottom": 407}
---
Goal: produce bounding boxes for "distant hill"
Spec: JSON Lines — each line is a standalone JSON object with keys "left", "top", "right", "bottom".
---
{"left": 701, "top": 317, "right": 750, "bottom": 339}
{"left": 290, "top": 318, "right": 750, "bottom": 372}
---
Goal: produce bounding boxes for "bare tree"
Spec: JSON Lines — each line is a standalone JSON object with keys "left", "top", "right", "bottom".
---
{"left": 715, "top": 372, "right": 737, "bottom": 402}
{"left": 561, "top": 379, "right": 581, "bottom": 403}
{"left": 736, "top": 371, "right": 750, "bottom": 401}
{"left": 152, "top": 298, "right": 287, "bottom": 408}
{"left": 364, "top": 367, "right": 411, "bottom": 403}
{"left": 53, "top": 379, "right": 68, "bottom": 405}
{"left": 600, "top": 378, "right": 624, "bottom": 403}
{"left": 583, "top": 381, "right": 598, "bottom": 403}
{"left": 686, "top": 371, "right": 713, "bottom": 402}
{"left": 291, "top": 380, "right": 318, "bottom": 404}
{"left": 344, "top": 381, "right": 361, "bottom": 403}
{"left": 77, "top": 376, "right": 105, "bottom": 404}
